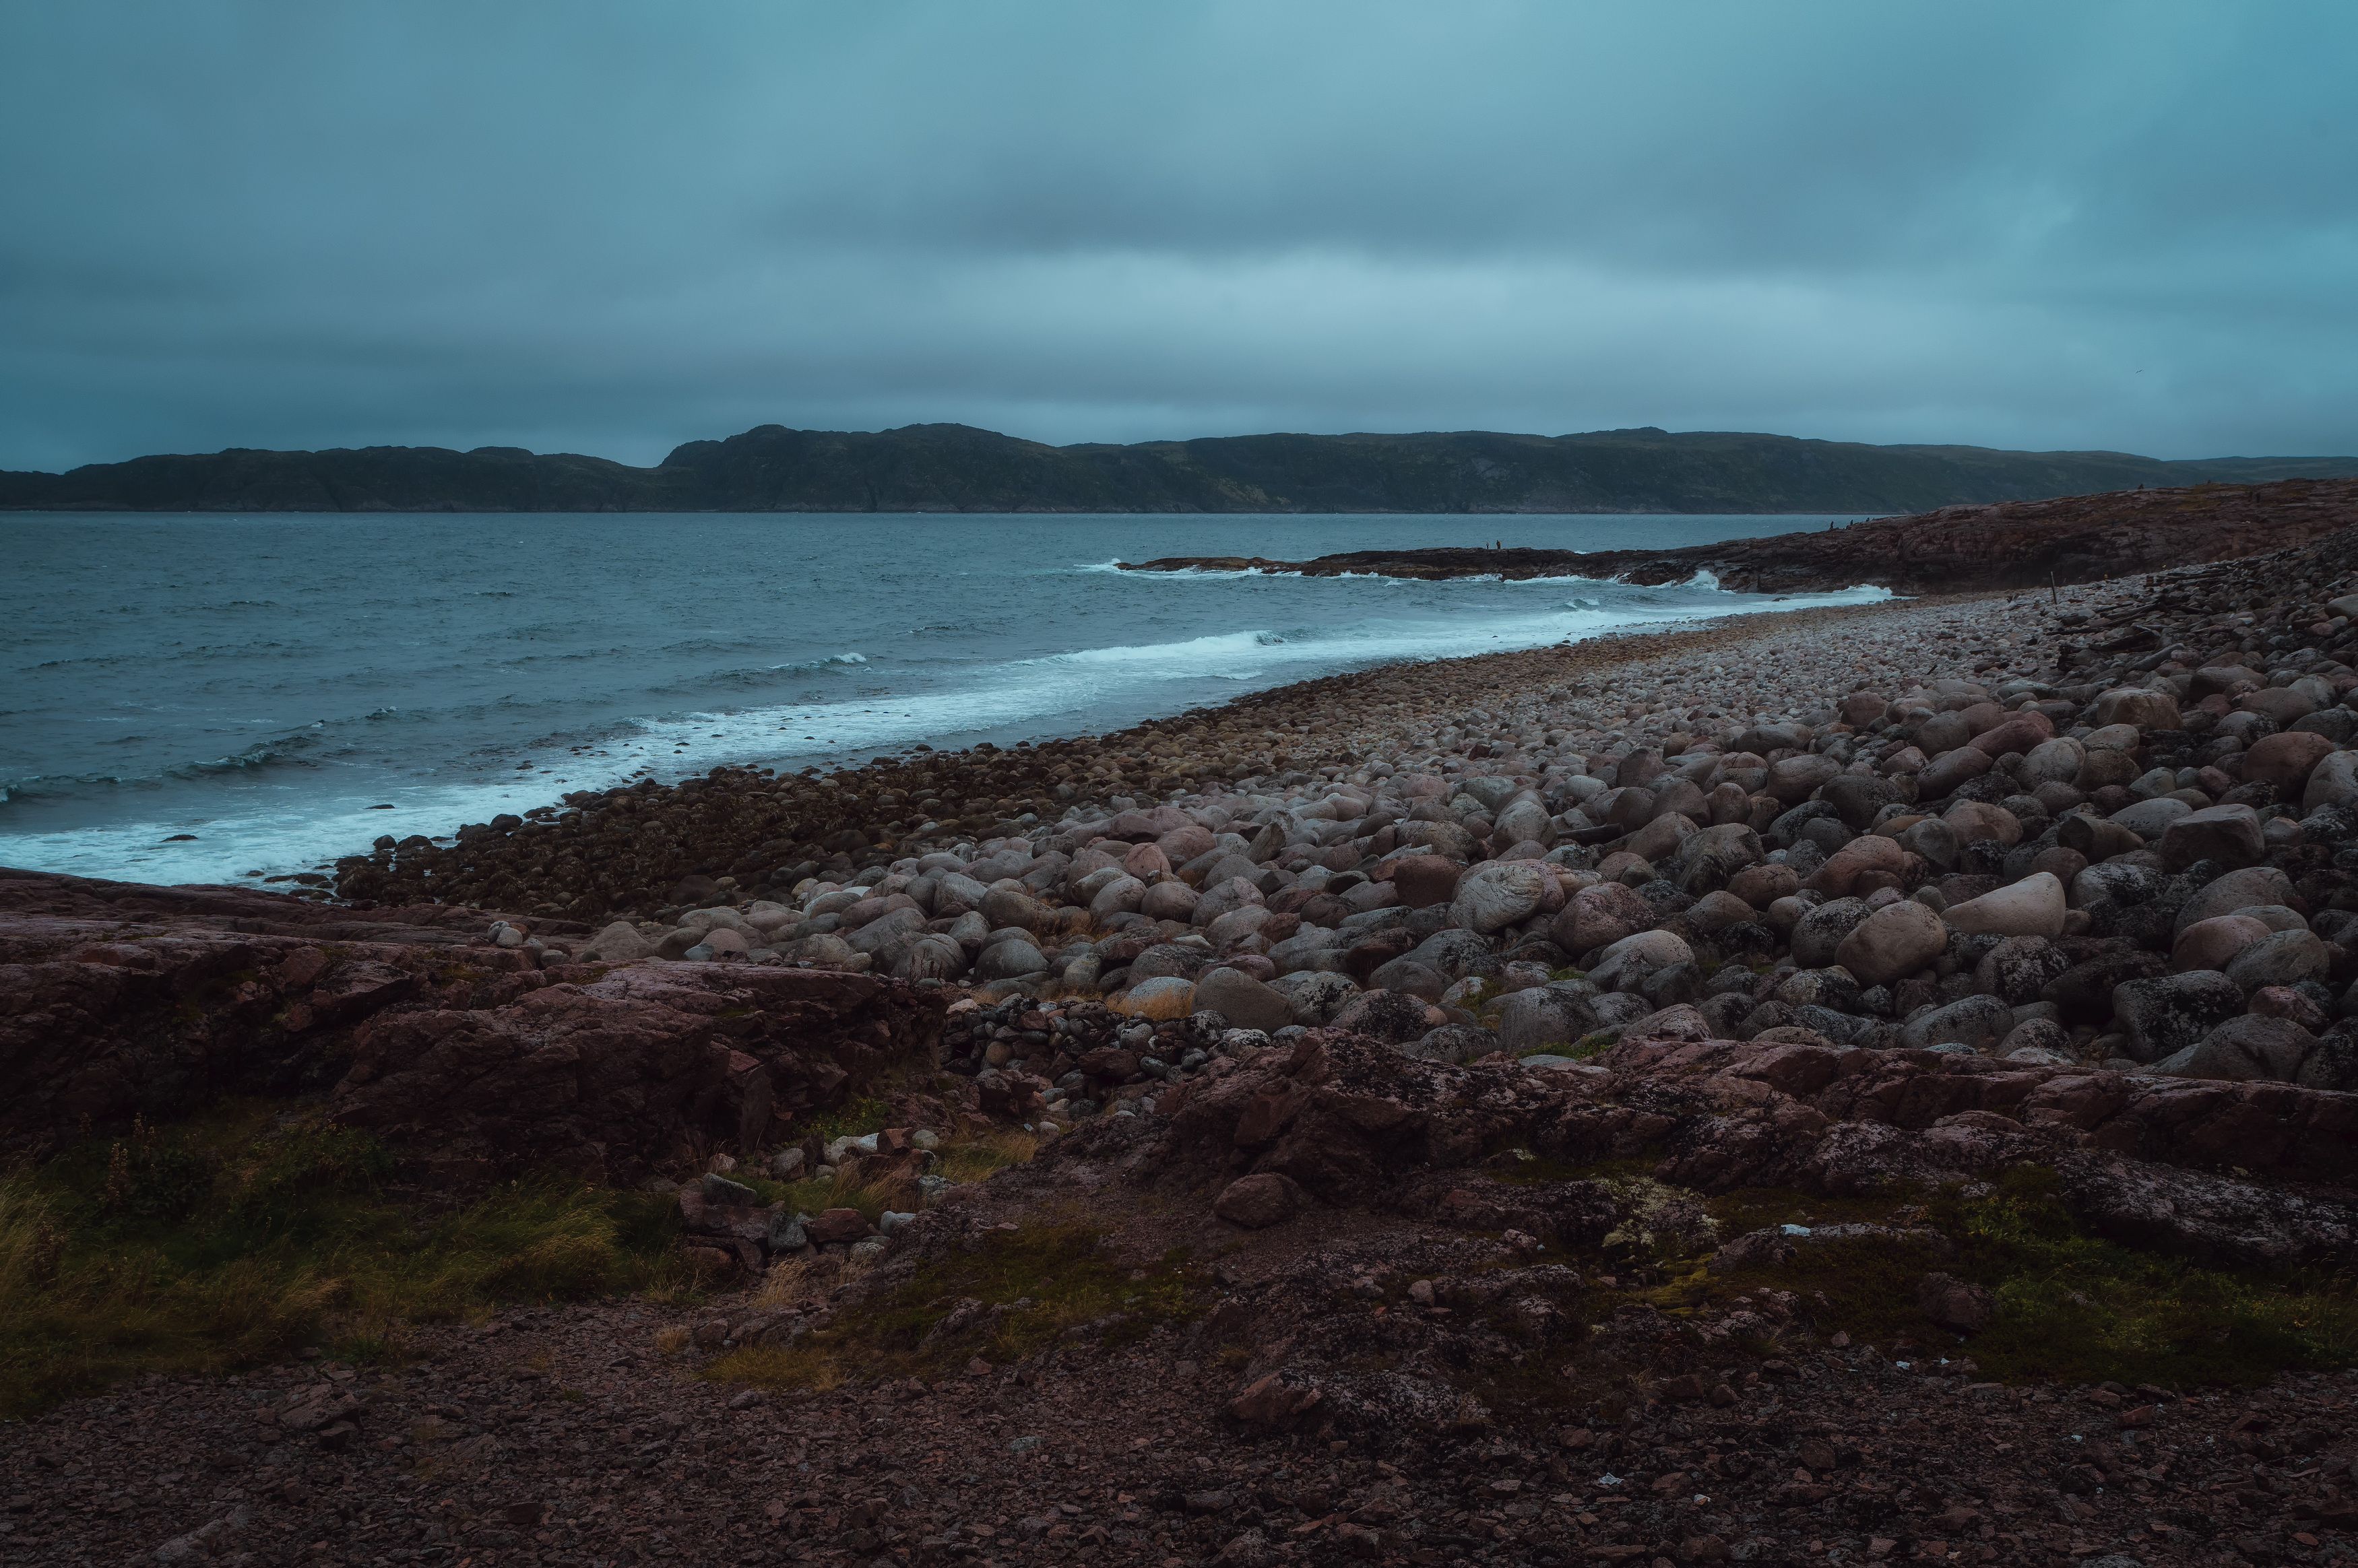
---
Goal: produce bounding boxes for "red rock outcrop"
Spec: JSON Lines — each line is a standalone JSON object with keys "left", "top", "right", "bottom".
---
{"left": 0, "top": 868, "right": 943, "bottom": 1180}
{"left": 1073, "top": 1028, "right": 2358, "bottom": 1268}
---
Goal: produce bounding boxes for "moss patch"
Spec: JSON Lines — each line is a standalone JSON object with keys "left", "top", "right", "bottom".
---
{"left": 709, "top": 1218, "right": 1203, "bottom": 1392}
{"left": 0, "top": 1103, "right": 694, "bottom": 1418}
{"left": 1676, "top": 1166, "right": 2358, "bottom": 1388}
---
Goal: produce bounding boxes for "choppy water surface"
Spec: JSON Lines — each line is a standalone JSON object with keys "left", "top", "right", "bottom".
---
{"left": 0, "top": 511, "right": 1888, "bottom": 884}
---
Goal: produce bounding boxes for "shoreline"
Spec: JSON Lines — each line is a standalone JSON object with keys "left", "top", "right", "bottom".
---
{"left": 326, "top": 591, "right": 1975, "bottom": 919}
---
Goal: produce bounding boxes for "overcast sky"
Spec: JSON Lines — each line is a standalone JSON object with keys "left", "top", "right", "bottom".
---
{"left": 2, "top": 3, "right": 2353, "bottom": 470}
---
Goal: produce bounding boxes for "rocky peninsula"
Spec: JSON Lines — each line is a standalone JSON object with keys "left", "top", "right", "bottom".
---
{"left": 1124, "top": 476, "right": 2358, "bottom": 595}
{"left": 8, "top": 481, "right": 2358, "bottom": 1565}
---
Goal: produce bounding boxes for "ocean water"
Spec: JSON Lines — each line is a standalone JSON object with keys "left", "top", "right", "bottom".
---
{"left": 0, "top": 512, "right": 1889, "bottom": 886}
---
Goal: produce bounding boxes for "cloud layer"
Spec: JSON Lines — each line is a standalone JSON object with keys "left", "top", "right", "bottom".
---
{"left": 3, "top": 1, "right": 2353, "bottom": 469}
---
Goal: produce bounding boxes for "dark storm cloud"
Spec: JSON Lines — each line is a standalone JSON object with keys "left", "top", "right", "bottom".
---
{"left": 2, "top": 1, "right": 2353, "bottom": 469}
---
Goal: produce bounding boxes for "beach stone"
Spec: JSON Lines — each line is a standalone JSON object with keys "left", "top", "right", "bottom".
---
{"left": 583, "top": 920, "right": 652, "bottom": 962}
{"left": 1205, "top": 905, "right": 1275, "bottom": 948}
{"left": 1820, "top": 773, "right": 1900, "bottom": 830}
{"left": 1089, "top": 875, "right": 1147, "bottom": 920}
{"left": 1194, "top": 967, "right": 1295, "bottom": 1033}
{"left": 1451, "top": 860, "right": 1552, "bottom": 935}
{"left": 1268, "top": 969, "right": 1358, "bottom": 1024}
{"left": 1397, "top": 820, "right": 1479, "bottom": 861}
{"left": 1161, "top": 822, "right": 1218, "bottom": 860}
{"left": 1116, "top": 976, "right": 1198, "bottom": 1020}
{"left": 2157, "top": 804, "right": 2265, "bottom": 868}
{"left": 2223, "top": 929, "right": 2330, "bottom": 993}
{"left": 2304, "top": 749, "right": 2358, "bottom": 812}
{"left": 1919, "top": 1273, "right": 1997, "bottom": 1334}
{"left": 1684, "top": 888, "right": 1755, "bottom": 933}
{"left": 1897, "top": 815, "right": 1960, "bottom": 871}
{"left": 928, "top": 872, "right": 990, "bottom": 917}
{"left": 2242, "top": 731, "right": 2336, "bottom": 794}
{"left": 1791, "top": 896, "right": 1872, "bottom": 968}
{"left": 2170, "top": 914, "right": 2272, "bottom": 974}
{"left": 1389, "top": 854, "right": 1464, "bottom": 909}
{"left": 2251, "top": 985, "right": 2329, "bottom": 1031}
{"left": 1267, "top": 927, "right": 1346, "bottom": 977}
{"left": 1215, "top": 1173, "right": 1307, "bottom": 1229}
{"left": 1121, "top": 841, "right": 1174, "bottom": 880}
{"left": 1492, "top": 796, "right": 1556, "bottom": 848}
{"left": 1401, "top": 927, "right": 1492, "bottom": 980}
{"left": 2041, "top": 945, "right": 2167, "bottom": 1022}
{"left": 1130, "top": 943, "right": 1206, "bottom": 981}
{"left": 2299, "top": 1033, "right": 2358, "bottom": 1092}
{"left": 2150, "top": 1015, "right": 2318, "bottom": 1083}
{"left": 1915, "top": 746, "right": 1992, "bottom": 799}
{"left": 2239, "top": 687, "right": 2318, "bottom": 725}
{"left": 1808, "top": 834, "right": 1907, "bottom": 898}
{"left": 974, "top": 938, "right": 1049, "bottom": 981}
{"left": 1971, "top": 712, "right": 2055, "bottom": 758}
{"left": 1943, "top": 800, "right": 2023, "bottom": 847}
{"left": 1494, "top": 987, "right": 1588, "bottom": 1054}
{"left": 1141, "top": 880, "right": 1201, "bottom": 921}
{"left": 981, "top": 886, "right": 1058, "bottom": 934}
{"left": 1195, "top": 875, "right": 1267, "bottom": 925}
{"left": 1403, "top": 1023, "right": 1499, "bottom": 1064}
{"left": 1767, "top": 753, "right": 1842, "bottom": 804}
{"left": 1997, "top": 1016, "right": 2072, "bottom": 1058}
{"left": 1974, "top": 935, "right": 2072, "bottom": 1005}
{"left": 1833, "top": 899, "right": 1948, "bottom": 986}
{"left": 2019, "top": 736, "right": 2086, "bottom": 788}
{"left": 1368, "top": 956, "right": 1448, "bottom": 1000}
{"left": 1733, "top": 720, "right": 1810, "bottom": 754}
{"left": 1588, "top": 929, "right": 1694, "bottom": 991}
{"left": 1899, "top": 994, "right": 2014, "bottom": 1052}
{"left": 1727, "top": 861, "right": 1799, "bottom": 908}
{"left": 1624, "top": 812, "right": 1697, "bottom": 864}
{"left": 1941, "top": 872, "right": 2065, "bottom": 938}
{"left": 1329, "top": 989, "right": 1436, "bottom": 1044}
{"left": 2090, "top": 688, "right": 2181, "bottom": 730}
{"left": 1552, "top": 882, "right": 1651, "bottom": 954}
{"left": 2109, "top": 797, "right": 2193, "bottom": 839}
{"left": 2111, "top": 970, "right": 2245, "bottom": 1062}
{"left": 899, "top": 934, "right": 968, "bottom": 982}
{"left": 2172, "top": 866, "right": 2297, "bottom": 935}
{"left": 1674, "top": 822, "right": 1764, "bottom": 893}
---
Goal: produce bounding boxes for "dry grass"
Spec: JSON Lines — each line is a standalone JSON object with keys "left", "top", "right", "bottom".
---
{"left": 936, "top": 1129, "right": 1039, "bottom": 1184}
{"left": 0, "top": 1106, "right": 696, "bottom": 1418}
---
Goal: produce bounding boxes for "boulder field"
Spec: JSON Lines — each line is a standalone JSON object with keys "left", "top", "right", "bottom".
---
{"left": 358, "top": 521, "right": 2358, "bottom": 1119}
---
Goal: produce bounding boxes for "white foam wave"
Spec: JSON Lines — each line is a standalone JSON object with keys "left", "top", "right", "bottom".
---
{"left": 3, "top": 578, "right": 1891, "bottom": 886}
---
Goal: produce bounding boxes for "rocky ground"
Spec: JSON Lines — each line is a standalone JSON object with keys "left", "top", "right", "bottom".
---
{"left": 1124, "top": 476, "right": 2358, "bottom": 595}
{"left": 10, "top": 500, "right": 2358, "bottom": 1564}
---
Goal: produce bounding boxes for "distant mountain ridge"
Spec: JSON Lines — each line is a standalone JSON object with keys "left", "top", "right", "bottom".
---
{"left": 5, "top": 422, "right": 2355, "bottom": 515}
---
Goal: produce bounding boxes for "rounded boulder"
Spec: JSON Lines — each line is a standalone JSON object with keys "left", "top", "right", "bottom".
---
{"left": 1940, "top": 872, "right": 2066, "bottom": 939}
{"left": 1833, "top": 899, "right": 1948, "bottom": 986}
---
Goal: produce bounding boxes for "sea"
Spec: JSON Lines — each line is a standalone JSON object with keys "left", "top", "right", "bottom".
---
{"left": 0, "top": 512, "right": 1890, "bottom": 887}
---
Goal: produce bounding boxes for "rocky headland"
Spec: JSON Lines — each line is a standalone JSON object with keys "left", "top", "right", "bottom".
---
{"left": 7, "top": 426, "right": 2356, "bottom": 515}
{"left": 1125, "top": 476, "right": 2358, "bottom": 595}
{"left": 9, "top": 488, "right": 2358, "bottom": 1565}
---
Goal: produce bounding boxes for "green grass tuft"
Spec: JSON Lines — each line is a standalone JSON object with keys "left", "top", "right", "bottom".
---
{"left": 0, "top": 1104, "right": 695, "bottom": 1418}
